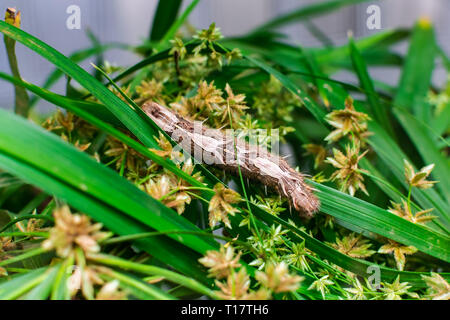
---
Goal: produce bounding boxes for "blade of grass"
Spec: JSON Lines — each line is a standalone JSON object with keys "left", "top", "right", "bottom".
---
{"left": 0, "top": 109, "right": 217, "bottom": 254}
{"left": 150, "top": 0, "right": 183, "bottom": 42}
{"left": 22, "top": 266, "right": 59, "bottom": 300}
{"left": 0, "top": 247, "right": 46, "bottom": 268}
{"left": 103, "top": 270, "right": 176, "bottom": 300}
{"left": 394, "top": 20, "right": 436, "bottom": 119}
{"left": 29, "top": 43, "right": 129, "bottom": 108}
{"left": 249, "top": 203, "right": 450, "bottom": 287}
{"left": 0, "top": 152, "right": 210, "bottom": 283}
{"left": 156, "top": 0, "right": 201, "bottom": 50}
{"left": 392, "top": 20, "right": 449, "bottom": 199}
{"left": 0, "top": 267, "right": 49, "bottom": 299}
{"left": 349, "top": 36, "right": 394, "bottom": 136}
{"left": 50, "top": 256, "right": 73, "bottom": 300}
{"left": 312, "top": 181, "right": 450, "bottom": 262}
{"left": 90, "top": 253, "right": 219, "bottom": 299}
{"left": 393, "top": 107, "right": 450, "bottom": 201}
{"left": 253, "top": 0, "right": 369, "bottom": 31}
{"left": 0, "top": 21, "right": 160, "bottom": 150}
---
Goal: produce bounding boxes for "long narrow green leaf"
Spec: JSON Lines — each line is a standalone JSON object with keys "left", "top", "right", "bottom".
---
{"left": 0, "top": 70, "right": 216, "bottom": 200}
{"left": 23, "top": 266, "right": 59, "bottom": 300}
{"left": 0, "top": 109, "right": 217, "bottom": 254}
{"left": 250, "top": 203, "right": 449, "bottom": 287}
{"left": 394, "top": 20, "right": 436, "bottom": 118}
{"left": 312, "top": 182, "right": 450, "bottom": 262}
{"left": 150, "top": 0, "right": 183, "bottom": 41}
{"left": 50, "top": 256, "right": 73, "bottom": 300}
{"left": 244, "top": 55, "right": 327, "bottom": 126}
{"left": 313, "top": 29, "right": 410, "bottom": 66}
{"left": 90, "top": 253, "right": 218, "bottom": 299}
{"left": 392, "top": 20, "right": 449, "bottom": 199}
{"left": 112, "top": 42, "right": 198, "bottom": 83}
{"left": 393, "top": 107, "right": 450, "bottom": 201}
{"left": 157, "top": 0, "right": 200, "bottom": 50}
{"left": 253, "top": 0, "right": 369, "bottom": 31}
{"left": 104, "top": 270, "right": 176, "bottom": 300}
{"left": 0, "top": 21, "right": 160, "bottom": 150}
{"left": 0, "top": 267, "right": 48, "bottom": 299}
{"left": 0, "top": 151, "right": 210, "bottom": 283}
{"left": 29, "top": 42, "right": 129, "bottom": 108}
{"left": 349, "top": 36, "right": 394, "bottom": 136}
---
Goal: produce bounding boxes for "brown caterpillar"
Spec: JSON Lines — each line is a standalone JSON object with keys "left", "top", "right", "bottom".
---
{"left": 142, "top": 102, "right": 320, "bottom": 218}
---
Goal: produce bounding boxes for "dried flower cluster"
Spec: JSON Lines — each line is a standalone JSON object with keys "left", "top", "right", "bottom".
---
{"left": 208, "top": 183, "right": 242, "bottom": 228}
{"left": 330, "top": 233, "right": 375, "bottom": 259}
{"left": 326, "top": 142, "right": 369, "bottom": 196}
{"left": 320, "top": 96, "right": 372, "bottom": 196}
{"left": 42, "top": 206, "right": 109, "bottom": 257}
{"left": 325, "top": 96, "right": 371, "bottom": 144}
{"left": 404, "top": 160, "right": 437, "bottom": 189}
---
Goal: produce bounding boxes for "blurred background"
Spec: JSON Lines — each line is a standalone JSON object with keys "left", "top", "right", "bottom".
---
{"left": 0, "top": 0, "right": 449, "bottom": 112}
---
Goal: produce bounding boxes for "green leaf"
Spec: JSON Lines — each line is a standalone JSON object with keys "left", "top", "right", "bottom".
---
{"left": 392, "top": 21, "right": 449, "bottom": 200}
{"left": 244, "top": 54, "right": 327, "bottom": 126}
{"left": 0, "top": 247, "right": 46, "bottom": 268}
{"left": 0, "top": 108, "right": 217, "bottom": 252}
{"left": 23, "top": 266, "right": 59, "bottom": 300}
{"left": 349, "top": 36, "right": 394, "bottom": 136}
{"left": 29, "top": 42, "right": 129, "bottom": 108}
{"left": 0, "top": 109, "right": 216, "bottom": 283}
{"left": 0, "top": 21, "right": 160, "bottom": 150}
{"left": 312, "top": 182, "right": 450, "bottom": 262}
{"left": 156, "top": 0, "right": 201, "bottom": 50}
{"left": 3, "top": 29, "right": 29, "bottom": 117}
{"left": 250, "top": 203, "right": 449, "bottom": 287}
{"left": 112, "top": 42, "right": 198, "bottom": 83}
{"left": 253, "top": 0, "right": 370, "bottom": 31}
{"left": 313, "top": 29, "right": 409, "bottom": 66}
{"left": 324, "top": 81, "right": 450, "bottom": 231}
{"left": 103, "top": 270, "right": 176, "bottom": 300}
{"left": 0, "top": 267, "right": 48, "bottom": 299}
{"left": 393, "top": 107, "right": 450, "bottom": 201}
{"left": 50, "top": 257, "right": 73, "bottom": 300}
{"left": 150, "top": 0, "right": 183, "bottom": 41}
{"left": 90, "top": 253, "right": 219, "bottom": 299}
{"left": 394, "top": 20, "right": 436, "bottom": 118}
{"left": 368, "top": 120, "right": 450, "bottom": 231}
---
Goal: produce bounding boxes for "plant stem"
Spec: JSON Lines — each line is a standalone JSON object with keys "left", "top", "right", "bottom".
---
{"left": 158, "top": 186, "right": 212, "bottom": 202}
{"left": 101, "top": 229, "right": 255, "bottom": 253}
{"left": 407, "top": 185, "right": 412, "bottom": 211}
{"left": 102, "top": 269, "right": 175, "bottom": 300}
{"left": 88, "top": 253, "right": 220, "bottom": 299}
{"left": 0, "top": 231, "right": 48, "bottom": 238}
{"left": 0, "top": 247, "right": 46, "bottom": 267}
{"left": 226, "top": 100, "right": 262, "bottom": 242}
{"left": 4, "top": 34, "right": 29, "bottom": 116}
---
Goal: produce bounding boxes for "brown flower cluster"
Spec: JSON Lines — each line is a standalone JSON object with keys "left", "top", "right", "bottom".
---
{"left": 208, "top": 183, "right": 242, "bottom": 228}
{"left": 42, "top": 206, "right": 109, "bottom": 257}
{"left": 171, "top": 81, "right": 247, "bottom": 128}
{"left": 325, "top": 96, "right": 371, "bottom": 144}
{"left": 326, "top": 142, "right": 369, "bottom": 196}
